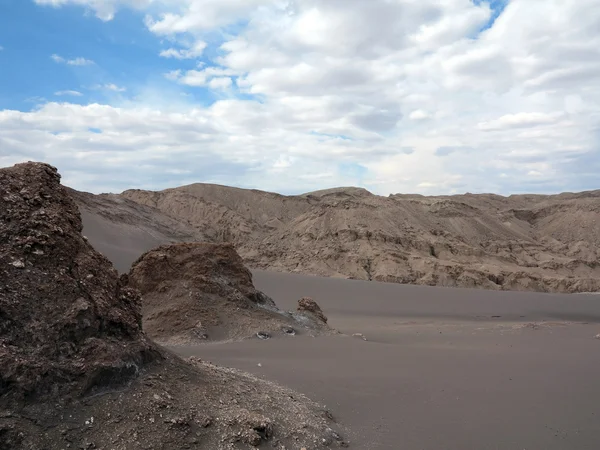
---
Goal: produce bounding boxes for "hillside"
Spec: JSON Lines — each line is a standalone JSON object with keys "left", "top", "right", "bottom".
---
{"left": 77, "top": 183, "right": 600, "bottom": 293}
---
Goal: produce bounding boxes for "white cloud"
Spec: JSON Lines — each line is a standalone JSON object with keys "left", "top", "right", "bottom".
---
{"left": 144, "top": 0, "right": 272, "bottom": 34}
{"left": 9, "top": 0, "right": 600, "bottom": 195}
{"left": 208, "top": 77, "right": 232, "bottom": 90}
{"left": 95, "top": 83, "right": 127, "bottom": 92}
{"left": 159, "top": 41, "right": 207, "bottom": 59}
{"left": 35, "top": 0, "right": 154, "bottom": 21}
{"left": 55, "top": 90, "right": 84, "bottom": 97}
{"left": 68, "top": 57, "right": 95, "bottom": 66}
{"left": 0, "top": 45, "right": 4, "bottom": 51}
{"left": 478, "top": 112, "right": 565, "bottom": 131}
{"left": 164, "top": 70, "right": 182, "bottom": 81}
{"left": 409, "top": 110, "right": 432, "bottom": 121}
{"left": 51, "top": 54, "right": 94, "bottom": 66}
{"left": 170, "top": 67, "right": 237, "bottom": 88}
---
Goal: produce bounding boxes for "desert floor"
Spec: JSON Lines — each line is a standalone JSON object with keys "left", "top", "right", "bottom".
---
{"left": 173, "top": 270, "right": 600, "bottom": 450}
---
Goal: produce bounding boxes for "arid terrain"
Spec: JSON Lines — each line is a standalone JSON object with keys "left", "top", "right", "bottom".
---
{"left": 3, "top": 161, "right": 600, "bottom": 450}
{"left": 76, "top": 182, "right": 600, "bottom": 293}
{"left": 0, "top": 163, "right": 347, "bottom": 450}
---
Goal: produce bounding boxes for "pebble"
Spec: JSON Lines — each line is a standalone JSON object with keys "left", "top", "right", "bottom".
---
{"left": 352, "top": 333, "right": 368, "bottom": 341}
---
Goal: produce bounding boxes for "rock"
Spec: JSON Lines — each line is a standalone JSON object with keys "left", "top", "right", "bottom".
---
{"left": 257, "top": 331, "right": 271, "bottom": 340}
{"left": 352, "top": 333, "right": 368, "bottom": 341}
{"left": 594, "top": 334, "right": 600, "bottom": 339}
{"left": 0, "top": 162, "right": 347, "bottom": 450}
{"left": 281, "top": 326, "right": 296, "bottom": 336}
{"left": 126, "top": 243, "right": 308, "bottom": 344}
{"left": 0, "top": 162, "right": 157, "bottom": 402}
{"left": 297, "top": 297, "right": 328, "bottom": 323}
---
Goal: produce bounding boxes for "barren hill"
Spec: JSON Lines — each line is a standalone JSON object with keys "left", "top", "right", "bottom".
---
{"left": 70, "top": 183, "right": 600, "bottom": 294}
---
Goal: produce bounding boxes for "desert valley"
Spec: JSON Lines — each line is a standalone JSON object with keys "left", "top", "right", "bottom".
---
{"left": 2, "top": 161, "right": 600, "bottom": 450}
{"left": 2, "top": 0, "right": 600, "bottom": 448}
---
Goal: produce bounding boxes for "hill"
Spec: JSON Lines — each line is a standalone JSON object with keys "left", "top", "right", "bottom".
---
{"left": 76, "top": 183, "right": 600, "bottom": 293}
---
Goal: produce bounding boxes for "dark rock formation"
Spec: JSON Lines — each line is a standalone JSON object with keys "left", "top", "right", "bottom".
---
{"left": 0, "top": 162, "right": 157, "bottom": 404}
{"left": 127, "top": 243, "right": 330, "bottom": 343}
{"left": 298, "top": 297, "right": 328, "bottom": 324}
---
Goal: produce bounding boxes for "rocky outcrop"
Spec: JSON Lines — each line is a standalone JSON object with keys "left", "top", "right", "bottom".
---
{"left": 127, "top": 242, "right": 332, "bottom": 344}
{"left": 0, "top": 162, "right": 347, "bottom": 450}
{"left": 0, "top": 162, "right": 157, "bottom": 403}
{"left": 298, "top": 297, "right": 328, "bottom": 324}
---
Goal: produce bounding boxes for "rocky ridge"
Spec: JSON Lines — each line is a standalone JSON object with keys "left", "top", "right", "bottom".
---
{"left": 115, "top": 184, "right": 600, "bottom": 293}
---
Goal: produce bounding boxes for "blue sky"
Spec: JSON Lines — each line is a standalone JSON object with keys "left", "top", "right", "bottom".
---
{"left": 0, "top": 0, "right": 221, "bottom": 110}
{"left": 0, "top": 0, "right": 598, "bottom": 195}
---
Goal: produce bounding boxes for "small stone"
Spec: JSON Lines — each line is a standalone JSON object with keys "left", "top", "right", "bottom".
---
{"left": 594, "top": 334, "right": 600, "bottom": 340}
{"left": 257, "top": 331, "right": 271, "bottom": 340}
{"left": 297, "top": 297, "right": 328, "bottom": 323}
{"left": 281, "top": 326, "right": 296, "bottom": 336}
{"left": 352, "top": 333, "right": 367, "bottom": 341}
{"left": 10, "top": 260, "right": 25, "bottom": 268}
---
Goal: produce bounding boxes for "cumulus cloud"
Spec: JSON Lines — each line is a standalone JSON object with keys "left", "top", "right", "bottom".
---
{"left": 6, "top": 0, "right": 600, "bottom": 195}
{"left": 169, "top": 67, "right": 237, "bottom": 89}
{"left": 208, "top": 77, "right": 232, "bottom": 90}
{"left": 159, "top": 41, "right": 207, "bottom": 59}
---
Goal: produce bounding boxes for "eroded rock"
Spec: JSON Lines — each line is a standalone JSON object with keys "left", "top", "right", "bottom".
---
{"left": 0, "top": 162, "right": 157, "bottom": 403}
{"left": 297, "top": 297, "right": 328, "bottom": 324}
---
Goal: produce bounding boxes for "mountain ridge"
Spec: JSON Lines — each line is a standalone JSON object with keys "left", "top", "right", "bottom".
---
{"left": 74, "top": 181, "right": 600, "bottom": 293}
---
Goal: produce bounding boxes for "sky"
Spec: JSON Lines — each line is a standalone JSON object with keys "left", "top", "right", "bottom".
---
{"left": 0, "top": 0, "right": 599, "bottom": 195}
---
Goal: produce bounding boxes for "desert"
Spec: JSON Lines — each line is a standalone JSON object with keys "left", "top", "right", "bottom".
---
{"left": 3, "top": 1, "right": 600, "bottom": 449}
{"left": 3, "top": 161, "right": 598, "bottom": 449}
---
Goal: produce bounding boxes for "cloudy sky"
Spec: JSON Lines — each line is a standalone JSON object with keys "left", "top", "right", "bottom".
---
{"left": 0, "top": 0, "right": 599, "bottom": 195}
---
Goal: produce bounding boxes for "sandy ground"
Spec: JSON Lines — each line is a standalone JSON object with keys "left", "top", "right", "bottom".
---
{"left": 172, "top": 270, "right": 600, "bottom": 450}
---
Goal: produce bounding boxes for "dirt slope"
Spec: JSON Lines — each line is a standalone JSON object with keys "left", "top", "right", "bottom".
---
{"left": 116, "top": 184, "right": 600, "bottom": 293}
{"left": 0, "top": 162, "right": 347, "bottom": 450}
{"left": 71, "top": 188, "right": 205, "bottom": 272}
{"left": 127, "top": 242, "right": 332, "bottom": 345}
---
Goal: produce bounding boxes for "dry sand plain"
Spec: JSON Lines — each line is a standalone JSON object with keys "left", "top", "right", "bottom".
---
{"left": 174, "top": 271, "right": 600, "bottom": 450}
{"left": 76, "top": 205, "right": 600, "bottom": 449}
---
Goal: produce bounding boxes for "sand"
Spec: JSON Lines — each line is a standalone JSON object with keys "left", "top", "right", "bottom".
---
{"left": 172, "top": 270, "right": 600, "bottom": 450}
{"left": 74, "top": 196, "right": 600, "bottom": 449}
